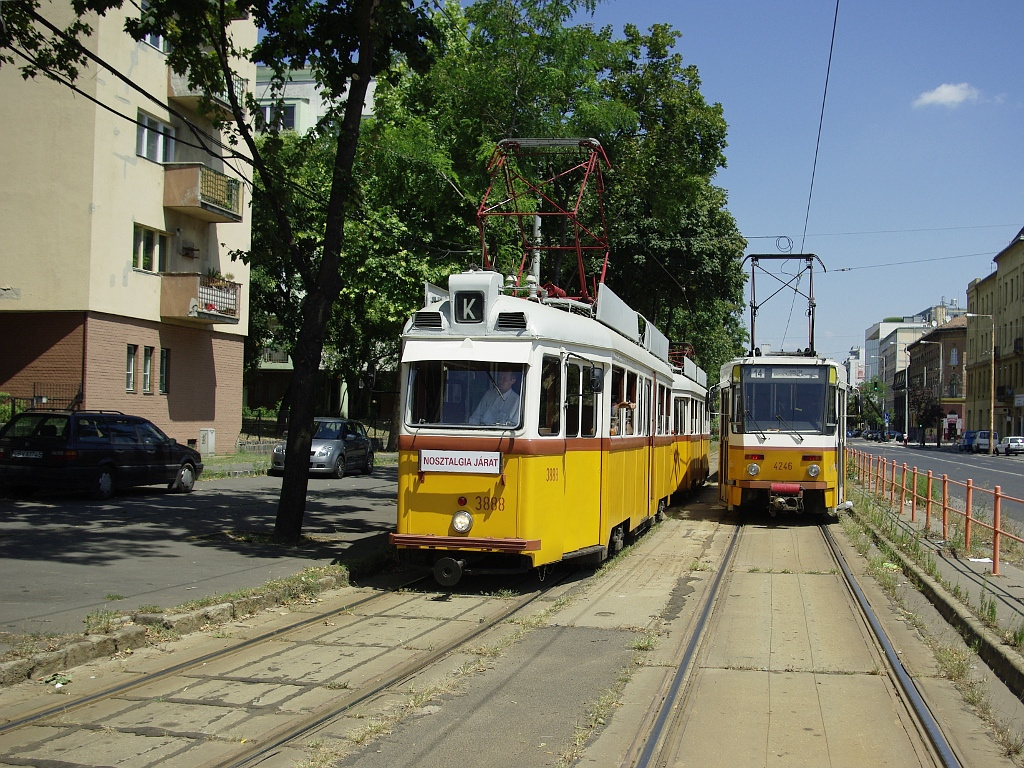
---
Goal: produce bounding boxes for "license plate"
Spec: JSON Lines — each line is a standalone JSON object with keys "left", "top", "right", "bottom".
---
{"left": 12, "top": 450, "right": 43, "bottom": 459}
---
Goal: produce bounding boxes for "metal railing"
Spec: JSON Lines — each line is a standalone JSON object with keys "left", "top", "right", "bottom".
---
{"left": 198, "top": 274, "right": 240, "bottom": 318}
{"left": 199, "top": 165, "right": 242, "bottom": 215}
{"left": 847, "top": 448, "right": 1024, "bottom": 576}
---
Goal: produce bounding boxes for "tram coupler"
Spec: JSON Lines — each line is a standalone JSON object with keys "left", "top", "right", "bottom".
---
{"left": 769, "top": 482, "right": 803, "bottom": 515}
{"left": 433, "top": 557, "right": 467, "bottom": 587}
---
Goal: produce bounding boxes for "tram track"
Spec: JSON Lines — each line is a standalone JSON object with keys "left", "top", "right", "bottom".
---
{"left": 0, "top": 571, "right": 571, "bottom": 767}
{"left": 630, "top": 516, "right": 964, "bottom": 768}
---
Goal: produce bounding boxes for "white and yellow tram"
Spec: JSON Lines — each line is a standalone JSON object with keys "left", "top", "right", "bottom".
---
{"left": 391, "top": 268, "right": 710, "bottom": 584}
{"left": 717, "top": 353, "right": 851, "bottom": 516}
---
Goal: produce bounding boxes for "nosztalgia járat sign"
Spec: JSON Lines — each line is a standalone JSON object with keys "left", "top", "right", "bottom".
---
{"left": 419, "top": 450, "right": 501, "bottom": 474}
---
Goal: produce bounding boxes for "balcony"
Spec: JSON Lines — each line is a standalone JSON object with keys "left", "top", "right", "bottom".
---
{"left": 997, "top": 385, "right": 1015, "bottom": 401}
{"left": 167, "top": 71, "right": 247, "bottom": 116}
{"left": 161, "top": 273, "right": 241, "bottom": 325}
{"left": 1015, "top": 337, "right": 1024, "bottom": 354}
{"left": 164, "top": 163, "right": 244, "bottom": 223}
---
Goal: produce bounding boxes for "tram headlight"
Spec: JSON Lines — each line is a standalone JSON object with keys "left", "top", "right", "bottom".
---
{"left": 807, "top": 464, "right": 821, "bottom": 478}
{"left": 746, "top": 463, "right": 760, "bottom": 477}
{"left": 452, "top": 510, "right": 474, "bottom": 533}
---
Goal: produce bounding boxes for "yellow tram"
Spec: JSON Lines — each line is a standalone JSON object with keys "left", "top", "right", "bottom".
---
{"left": 391, "top": 269, "right": 710, "bottom": 584}
{"left": 717, "top": 353, "right": 850, "bottom": 516}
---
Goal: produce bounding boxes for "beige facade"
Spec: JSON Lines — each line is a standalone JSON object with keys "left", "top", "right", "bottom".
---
{"left": 0, "top": 7, "right": 255, "bottom": 452}
{"left": 966, "top": 229, "right": 1024, "bottom": 436}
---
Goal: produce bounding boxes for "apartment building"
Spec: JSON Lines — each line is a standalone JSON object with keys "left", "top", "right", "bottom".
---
{"left": 0, "top": 7, "right": 256, "bottom": 453}
{"left": 967, "top": 227, "right": 1024, "bottom": 436}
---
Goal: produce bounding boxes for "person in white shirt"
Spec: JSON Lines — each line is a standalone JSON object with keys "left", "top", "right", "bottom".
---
{"left": 470, "top": 368, "right": 522, "bottom": 426}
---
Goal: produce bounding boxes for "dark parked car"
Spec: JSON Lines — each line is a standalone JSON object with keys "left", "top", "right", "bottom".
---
{"left": 958, "top": 431, "right": 977, "bottom": 452}
{"left": 271, "top": 417, "right": 374, "bottom": 478}
{"left": 0, "top": 410, "right": 203, "bottom": 499}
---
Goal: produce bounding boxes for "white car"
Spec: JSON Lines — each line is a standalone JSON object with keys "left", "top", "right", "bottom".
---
{"left": 995, "top": 436, "right": 1024, "bottom": 456}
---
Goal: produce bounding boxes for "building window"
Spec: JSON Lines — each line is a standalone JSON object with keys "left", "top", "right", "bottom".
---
{"left": 259, "top": 103, "right": 296, "bottom": 131}
{"left": 126, "top": 345, "right": 137, "bottom": 392}
{"left": 143, "top": 347, "right": 154, "bottom": 392}
{"left": 139, "top": 2, "right": 169, "bottom": 52}
{"left": 133, "top": 225, "right": 169, "bottom": 272}
{"left": 159, "top": 348, "right": 170, "bottom": 394}
{"left": 136, "top": 113, "right": 174, "bottom": 162}
{"left": 949, "top": 347, "right": 958, "bottom": 366}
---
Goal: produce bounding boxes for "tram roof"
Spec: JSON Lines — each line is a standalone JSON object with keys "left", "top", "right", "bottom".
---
{"left": 404, "top": 270, "right": 707, "bottom": 386}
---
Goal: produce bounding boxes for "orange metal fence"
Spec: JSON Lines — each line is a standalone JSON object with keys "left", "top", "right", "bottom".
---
{"left": 846, "top": 448, "right": 1024, "bottom": 576}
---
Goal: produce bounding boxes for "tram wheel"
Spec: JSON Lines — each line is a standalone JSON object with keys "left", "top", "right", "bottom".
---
{"left": 655, "top": 498, "right": 667, "bottom": 523}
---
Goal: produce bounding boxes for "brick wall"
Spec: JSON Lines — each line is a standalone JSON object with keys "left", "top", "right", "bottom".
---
{"left": 0, "top": 312, "right": 86, "bottom": 399}
{"left": 82, "top": 313, "right": 242, "bottom": 452}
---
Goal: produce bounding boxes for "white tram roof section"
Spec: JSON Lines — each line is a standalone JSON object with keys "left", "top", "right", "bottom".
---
{"left": 405, "top": 269, "right": 706, "bottom": 386}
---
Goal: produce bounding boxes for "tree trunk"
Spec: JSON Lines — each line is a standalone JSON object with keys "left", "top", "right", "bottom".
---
{"left": 272, "top": 0, "right": 380, "bottom": 543}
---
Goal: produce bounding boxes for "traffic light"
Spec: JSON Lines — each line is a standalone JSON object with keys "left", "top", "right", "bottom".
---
{"left": 872, "top": 381, "right": 879, "bottom": 392}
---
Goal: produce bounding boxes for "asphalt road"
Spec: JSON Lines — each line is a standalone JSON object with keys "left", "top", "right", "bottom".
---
{"left": 849, "top": 437, "right": 1024, "bottom": 528}
{"left": 0, "top": 468, "right": 398, "bottom": 637}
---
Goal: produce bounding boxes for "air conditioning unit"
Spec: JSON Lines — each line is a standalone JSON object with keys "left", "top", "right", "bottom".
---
{"left": 198, "top": 428, "right": 216, "bottom": 455}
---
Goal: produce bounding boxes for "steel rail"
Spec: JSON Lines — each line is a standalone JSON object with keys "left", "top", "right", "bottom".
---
{"left": 0, "top": 574, "right": 432, "bottom": 736}
{"left": 221, "top": 570, "right": 575, "bottom": 768}
{"left": 634, "top": 517, "right": 744, "bottom": 768}
{"left": 821, "top": 524, "right": 963, "bottom": 768}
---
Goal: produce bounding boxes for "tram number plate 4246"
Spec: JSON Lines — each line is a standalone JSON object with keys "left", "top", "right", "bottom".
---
{"left": 419, "top": 449, "right": 502, "bottom": 475}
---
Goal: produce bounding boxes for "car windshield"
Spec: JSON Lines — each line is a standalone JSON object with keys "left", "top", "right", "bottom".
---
{"left": 408, "top": 361, "right": 526, "bottom": 429}
{"left": 314, "top": 421, "right": 345, "bottom": 440}
{"left": 0, "top": 413, "right": 70, "bottom": 440}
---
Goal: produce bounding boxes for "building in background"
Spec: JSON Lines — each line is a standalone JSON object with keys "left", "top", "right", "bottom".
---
{"left": 967, "top": 227, "right": 1024, "bottom": 437}
{"left": 907, "top": 315, "right": 967, "bottom": 442}
{"left": 0, "top": 7, "right": 256, "bottom": 453}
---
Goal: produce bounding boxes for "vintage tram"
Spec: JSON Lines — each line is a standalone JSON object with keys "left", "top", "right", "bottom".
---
{"left": 390, "top": 269, "right": 710, "bottom": 584}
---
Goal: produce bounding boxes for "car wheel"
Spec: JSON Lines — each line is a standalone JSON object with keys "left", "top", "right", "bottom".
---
{"left": 362, "top": 450, "right": 375, "bottom": 475}
{"left": 95, "top": 468, "right": 115, "bottom": 500}
{"left": 333, "top": 454, "right": 347, "bottom": 479}
{"left": 170, "top": 463, "right": 197, "bottom": 493}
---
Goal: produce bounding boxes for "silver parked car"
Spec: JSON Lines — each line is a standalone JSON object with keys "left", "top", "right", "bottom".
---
{"left": 271, "top": 417, "right": 374, "bottom": 478}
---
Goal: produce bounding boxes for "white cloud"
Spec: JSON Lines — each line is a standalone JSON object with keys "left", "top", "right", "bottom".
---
{"left": 913, "top": 82, "right": 980, "bottom": 108}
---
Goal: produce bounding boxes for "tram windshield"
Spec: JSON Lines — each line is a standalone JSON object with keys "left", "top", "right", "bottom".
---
{"left": 733, "top": 365, "right": 835, "bottom": 435}
{"left": 408, "top": 361, "right": 526, "bottom": 429}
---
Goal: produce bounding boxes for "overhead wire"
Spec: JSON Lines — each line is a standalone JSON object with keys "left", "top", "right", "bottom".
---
{"left": 779, "top": 0, "right": 840, "bottom": 349}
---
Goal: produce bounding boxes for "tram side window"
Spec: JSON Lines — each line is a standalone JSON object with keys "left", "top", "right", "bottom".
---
{"left": 673, "top": 397, "right": 685, "bottom": 435}
{"left": 563, "top": 363, "right": 599, "bottom": 437}
{"left": 610, "top": 366, "right": 625, "bottom": 435}
{"left": 825, "top": 383, "right": 838, "bottom": 436}
{"left": 624, "top": 371, "right": 637, "bottom": 435}
{"left": 657, "top": 384, "right": 666, "bottom": 435}
{"left": 539, "top": 356, "right": 561, "bottom": 435}
{"left": 642, "top": 378, "right": 652, "bottom": 436}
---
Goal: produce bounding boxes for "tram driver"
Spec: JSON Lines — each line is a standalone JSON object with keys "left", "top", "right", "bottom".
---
{"left": 469, "top": 367, "right": 523, "bottom": 426}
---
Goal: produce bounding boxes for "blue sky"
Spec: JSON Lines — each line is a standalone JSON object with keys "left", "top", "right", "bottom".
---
{"left": 574, "top": 0, "right": 1023, "bottom": 362}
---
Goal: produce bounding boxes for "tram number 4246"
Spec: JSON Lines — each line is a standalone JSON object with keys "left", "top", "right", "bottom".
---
{"left": 773, "top": 462, "right": 794, "bottom": 471}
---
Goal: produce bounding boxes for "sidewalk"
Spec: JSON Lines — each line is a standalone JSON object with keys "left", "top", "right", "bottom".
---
{"left": 851, "top": 486, "right": 1024, "bottom": 697}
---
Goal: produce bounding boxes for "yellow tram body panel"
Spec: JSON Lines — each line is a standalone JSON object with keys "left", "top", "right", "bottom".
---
{"left": 722, "top": 444, "right": 841, "bottom": 509}
{"left": 396, "top": 443, "right": 606, "bottom": 568}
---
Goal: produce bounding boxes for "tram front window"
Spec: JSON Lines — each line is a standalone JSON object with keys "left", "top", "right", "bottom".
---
{"left": 735, "top": 365, "right": 830, "bottom": 435}
{"left": 408, "top": 361, "right": 525, "bottom": 428}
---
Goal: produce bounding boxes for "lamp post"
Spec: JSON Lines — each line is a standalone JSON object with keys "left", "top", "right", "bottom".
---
{"left": 966, "top": 312, "right": 995, "bottom": 455}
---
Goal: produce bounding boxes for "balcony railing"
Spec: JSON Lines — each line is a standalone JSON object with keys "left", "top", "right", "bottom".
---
{"left": 161, "top": 273, "right": 241, "bottom": 325}
{"left": 164, "top": 163, "right": 244, "bottom": 222}
{"left": 167, "top": 71, "right": 248, "bottom": 115}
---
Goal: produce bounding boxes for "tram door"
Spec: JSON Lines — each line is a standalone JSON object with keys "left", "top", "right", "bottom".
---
{"left": 718, "top": 386, "right": 730, "bottom": 505}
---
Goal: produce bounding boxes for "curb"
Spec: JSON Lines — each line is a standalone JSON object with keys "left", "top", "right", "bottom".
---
{"left": 853, "top": 508, "right": 1024, "bottom": 700}
{"left": 0, "top": 573, "right": 347, "bottom": 688}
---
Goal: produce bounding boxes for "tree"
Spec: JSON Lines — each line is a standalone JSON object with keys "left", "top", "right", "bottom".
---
{"left": 909, "top": 386, "right": 944, "bottom": 446}
{"left": 371, "top": 1, "right": 746, "bottom": 377}
{"left": 3, "top": 0, "right": 437, "bottom": 542}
